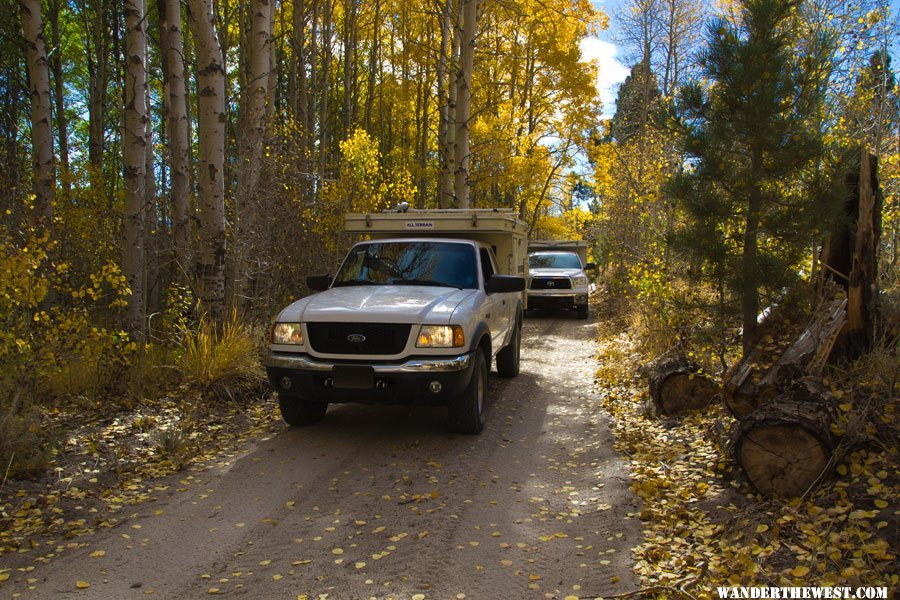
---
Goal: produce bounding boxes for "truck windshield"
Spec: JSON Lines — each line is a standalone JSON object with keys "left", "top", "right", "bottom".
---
{"left": 529, "top": 252, "right": 582, "bottom": 269}
{"left": 333, "top": 241, "right": 477, "bottom": 289}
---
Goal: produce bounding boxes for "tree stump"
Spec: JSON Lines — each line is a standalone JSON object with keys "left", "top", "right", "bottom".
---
{"left": 649, "top": 358, "right": 720, "bottom": 415}
{"left": 731, "top": 380, "right": 837, "bottom": 498}
{"left": 822, "top": 148, "right": 882, "bottom": 358}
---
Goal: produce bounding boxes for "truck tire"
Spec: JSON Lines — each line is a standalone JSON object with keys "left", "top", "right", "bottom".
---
{"left": 577, "top": 305, "right": 589, "bottom": 320}
{"left": 449, "top": 349, "right": 487, "bottom": 434}
{"left": 279, "top": 395, "right": 327, "bottom": 426}
{"left": 496, "top": 318, "right": 521, "bottom": 378}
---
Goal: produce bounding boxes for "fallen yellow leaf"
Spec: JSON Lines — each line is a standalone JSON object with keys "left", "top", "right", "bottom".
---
{"left": 791, "top": 565, "right": 810, "bottom": 577}
{"left": 76, "top": 581, "right": 91, "bottom": 589}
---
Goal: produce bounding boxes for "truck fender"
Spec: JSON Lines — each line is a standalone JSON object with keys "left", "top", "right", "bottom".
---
{"left": 468, "top": 321, "right": 492, "bottom": 360}
{"left": 500, "top": 301, "right": 524, "bottom": 348}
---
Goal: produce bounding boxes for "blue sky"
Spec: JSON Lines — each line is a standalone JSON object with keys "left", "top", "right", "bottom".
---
{"left": 579, "top": 0, "right": 630, "bottom": 119}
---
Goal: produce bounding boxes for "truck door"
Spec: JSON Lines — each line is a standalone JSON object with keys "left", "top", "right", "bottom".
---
{"left": 479, "top": 247, "right": 510, "bottom": 356}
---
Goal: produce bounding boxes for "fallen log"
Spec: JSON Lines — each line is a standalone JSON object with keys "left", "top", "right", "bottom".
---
{"left": 649, "top": 358, "right": 720, "bottom": 415}
{"left": 731, "top": 379, "right": 837, "bottom": 498}
{"left": 724, "top": 295, "right": 846, "bottom": 418}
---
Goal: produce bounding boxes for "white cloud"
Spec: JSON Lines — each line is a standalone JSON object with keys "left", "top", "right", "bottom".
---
{"left": 579, "top": 37, "right": 630, "bottom": 119}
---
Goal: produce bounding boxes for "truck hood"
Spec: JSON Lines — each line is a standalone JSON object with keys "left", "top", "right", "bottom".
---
{"left": 529, "top": 268, "right": 584, "bottom": 278}
{"left": 277, "top": 285, "right": 476, "bottom": 323}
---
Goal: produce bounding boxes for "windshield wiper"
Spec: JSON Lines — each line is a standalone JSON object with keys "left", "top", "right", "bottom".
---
{"left": 390, "top": 279, "right": 461, "bottom": 289}
{"left": 332, "top": 279, "right": 381, "bottom": 287}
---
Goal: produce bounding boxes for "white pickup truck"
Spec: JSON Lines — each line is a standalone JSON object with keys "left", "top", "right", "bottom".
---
{"left": 265, "top": 209, "right": 527, "bottom": 434}
{"left": 526, "top": 240, "right": 596, "bottom": 319}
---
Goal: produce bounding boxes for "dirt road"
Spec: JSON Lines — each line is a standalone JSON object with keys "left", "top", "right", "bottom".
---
{"left": 4, "top": 315, "right": 642, "bottom": 599}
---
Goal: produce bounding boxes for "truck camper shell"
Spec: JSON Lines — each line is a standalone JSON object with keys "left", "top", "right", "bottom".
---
{"left": 345, "top": 208, "right": 528, "bottom": 277}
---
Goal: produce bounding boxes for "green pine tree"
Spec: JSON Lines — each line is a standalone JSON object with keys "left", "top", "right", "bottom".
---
{"left": 665, "top": 0, "right": 839, "bottom": 353}
{"left": 610, "top": 59, "right": 662, "bottom": 143}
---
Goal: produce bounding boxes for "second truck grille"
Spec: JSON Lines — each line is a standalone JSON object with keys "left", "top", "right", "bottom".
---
{"left": 529, "top": 277, "right": 572, "bottom": 290}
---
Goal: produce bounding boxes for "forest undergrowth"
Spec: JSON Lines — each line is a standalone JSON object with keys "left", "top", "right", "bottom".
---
{"left": 0, "top": 313, "right": 277, "bottom": 571}
{"left": 592, "top": 295, "right": 898, "bottom": 595}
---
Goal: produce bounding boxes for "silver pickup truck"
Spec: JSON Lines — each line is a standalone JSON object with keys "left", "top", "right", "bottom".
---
{"left": 265, "top": 210, "right": 528, "bottom": 434}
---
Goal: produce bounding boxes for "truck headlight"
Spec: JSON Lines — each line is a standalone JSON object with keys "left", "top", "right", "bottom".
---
{"left": 272, "top": 322, "right": 304, "bottom": 345}
{"left": 572, "top": 276, "right": 588, "bottom": 286}
{"left": 416, "top": 325, "right": 465, "bottom": 348}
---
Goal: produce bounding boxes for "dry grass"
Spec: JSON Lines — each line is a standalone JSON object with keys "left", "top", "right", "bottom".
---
{"left": 176, "top": 311, "right": 265, "bottom": 403}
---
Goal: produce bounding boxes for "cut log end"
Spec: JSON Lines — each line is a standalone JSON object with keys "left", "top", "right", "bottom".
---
{"left": 732, "top": 396, "right": 835, "bottom": 498}
{"left": 649, "top": 358, "right": 720, "bottom": 415}
{"left": 738, "top": 424, "right": 828, "bottom": 498}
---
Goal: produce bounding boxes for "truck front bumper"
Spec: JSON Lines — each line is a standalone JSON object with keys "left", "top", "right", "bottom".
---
{"left": 265, "top": 352, "right": 476, "bottom": 405}
{"left": 527, "top": 292, "right": 588, "bottom": 310}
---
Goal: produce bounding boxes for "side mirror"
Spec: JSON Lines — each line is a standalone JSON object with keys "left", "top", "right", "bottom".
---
{"left": 485, "top": 274, "right": 526, "bottom": 294}
{"left": 585, "top": 262, "right": 598, "bottom": 271}
{"left": 306, "top": 274, "right": 331, "bottom": 291}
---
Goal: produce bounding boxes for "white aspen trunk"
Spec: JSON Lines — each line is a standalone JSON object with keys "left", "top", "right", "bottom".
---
{"left": 319, "top": 0, "right": 332, "bottom": 177}
{"left": 234, "top": 0, "right": 271, "bottom": 306}
{"left": 123, "top": 0, "right": 148, "bottom": 332}
{"left": 48, "top": 0, "right": 70, "bottom": 200}
{"left": 187, "top": 0, "right": 227, "bottom": 324}
{"left": 19, "top": 0, "right": 55, "bottom": 220}
{"left": 452, "top": 0, "right": 477, "bottom": 209}
{"left": 144, "top": 34, "right": 160, "bottom": 313}
{"left": 85, "top": 0, "right": 109, "bottom": 181}
{"left": 162, "top": 0, "right": 192, "bottom": 280}
{"left": 436, "top": 0, "right": 454, "bottom": 208}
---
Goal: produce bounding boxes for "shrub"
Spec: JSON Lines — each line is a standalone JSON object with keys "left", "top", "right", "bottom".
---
{"left": 0, "top": 391, "right": 52, "bottom": 480}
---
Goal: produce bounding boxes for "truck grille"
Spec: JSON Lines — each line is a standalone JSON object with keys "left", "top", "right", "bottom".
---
{"left": 529, "top": 277, "right": 572, "bottom": 290}
{"left": 306, "top": 323, "right": 412, "bottom": 355}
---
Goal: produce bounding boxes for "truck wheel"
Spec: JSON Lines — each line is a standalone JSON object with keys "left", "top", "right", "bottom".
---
{"left": 279, "top": 394, "right": 327, "bottom": 426}
{"left": 449, "top": 349, "right": 487, "bottom": 434}
{"left": 577, "top": 305, "right": 589, "bottom": 320}
{"left": 496, "top": 318, "right": 521, "bottom": 378}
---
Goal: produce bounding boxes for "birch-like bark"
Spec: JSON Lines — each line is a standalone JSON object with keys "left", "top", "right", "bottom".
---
{"left": 436, "top": 0, "right": 454, "bottom": 208}
{"left": 292, "top": 0, "right": 310, "bottom": 189}
{"left": 319, "top": 0, "right": 332, "bottom": 176}
{"left": 362, "top": 0, "right": 379, "bottom": 131}
{"left": 19, "top": 0, "right": 55, "bottom": 219}
{"left": 81, "top": 0, "right": 109, "bottom": 181}
{"left": 47, "top": 0, "right": 70, "bottom": 200}
{"left": 235, "top": 0, "right": 271, "bottom": 304}
{"left": 161, "top": 0, "right": 192, "bottom": 279}
{"left": 123, "top": 0, "right": 148, "bottom": 331}
{"left": 452, "top": 0, "right": 477, "bottom": 209}
{"left": 187, "top": 0, "right": 227, "bottom": 324}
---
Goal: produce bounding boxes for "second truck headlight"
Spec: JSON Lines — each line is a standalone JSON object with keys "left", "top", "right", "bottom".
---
{"left": 416, "top": 325, "right": 465, "bottom": 348}
{"left": 572, "top": 276, "right": 588, "bottom": 286}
